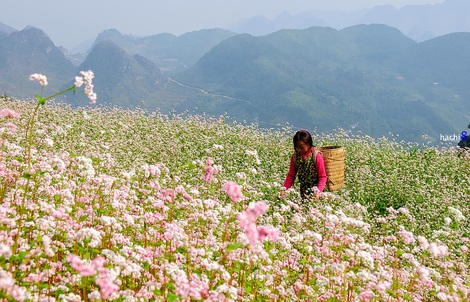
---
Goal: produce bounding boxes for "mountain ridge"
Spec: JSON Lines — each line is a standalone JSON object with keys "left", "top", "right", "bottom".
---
{"left": 0, "top": 22, "right": 468, "bottom": 144}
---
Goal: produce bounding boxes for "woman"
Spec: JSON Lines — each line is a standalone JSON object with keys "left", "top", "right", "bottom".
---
{"left": 279, "top": 130, "right": 327, "bottom": 200}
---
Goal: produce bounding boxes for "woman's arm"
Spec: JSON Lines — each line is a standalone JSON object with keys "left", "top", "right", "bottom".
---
{"left": 316, "top": 152, "right": 327, "bottom": 192}
{"left": 283, "top": 154, "right": 296, "bottom": 189}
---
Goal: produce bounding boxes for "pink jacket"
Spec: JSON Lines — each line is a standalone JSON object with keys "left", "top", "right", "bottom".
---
{"left": 283, "top": 147, "right": 327, "bottom": 192}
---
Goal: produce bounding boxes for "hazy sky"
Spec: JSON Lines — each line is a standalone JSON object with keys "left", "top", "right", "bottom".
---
{"left": 2, "top": 0, "right": 443, "bottom": 49}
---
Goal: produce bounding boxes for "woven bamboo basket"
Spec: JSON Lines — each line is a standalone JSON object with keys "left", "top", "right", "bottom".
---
{"left": 319, "top": 146, "right": 345, "bottom": 191}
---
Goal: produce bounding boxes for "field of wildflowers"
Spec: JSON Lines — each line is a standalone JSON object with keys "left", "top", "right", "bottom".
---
{"left": 0, "top": 73, "right": 469, "bottom": 301}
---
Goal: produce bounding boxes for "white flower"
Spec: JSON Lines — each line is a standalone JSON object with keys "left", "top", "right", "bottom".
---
{"left": 444, "top": 217, "right": 452, "bottom": 225}
{"left": 74, "top": 227, "right": 102, "bottom": 248}
{"left": 75, "top": 70, "right": 97, "bottom": 103}
{"left": 448, "top": 206, "right": 465, "bottom": 222}
{"left": 0, "top": 244, "right": 12, "bottom": 259}
{"left": 29, "top": 73, "right": 48, "bottom": 86}
{"left": 44, "top": 138, "right": 54, "bottom": 147}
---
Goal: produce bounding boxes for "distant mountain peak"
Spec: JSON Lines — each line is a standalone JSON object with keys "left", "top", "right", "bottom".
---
{"left": 0, "top": 22, "right": 17, "bottom": 34}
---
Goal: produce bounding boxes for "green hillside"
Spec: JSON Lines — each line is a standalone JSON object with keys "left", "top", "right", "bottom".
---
{"left": 0, "top": 26, "right": 76, "bottom": 97}
{"left": 61, "top": 40, "right": 166, "bottom": 107}
{"left": 174, "top": 24, "right": 469, "bottom": 143}
{"left": 91, "top": 28, "right": 237, "bottom": 74}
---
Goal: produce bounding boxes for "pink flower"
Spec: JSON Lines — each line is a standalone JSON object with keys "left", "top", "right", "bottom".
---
{"left": 236, "top": 202, "right": 278, "bottom": 247}
{"left": 29, "top": 73, "right": 48, "bottom": 86}
{"left": 222, "top": 181, "right": 243, "bottom": 203}
{"left": 359, "top": 290, "right": 375, "bottom": 300}
{"left": 375, "top": 281, "right": 391, "bottom": 295}
{"left": 429, "top": 242, "right": 449, "bottom": 257}
{"left": 461, "top": 245, "right": 468, "bottom": 254}
{"left": 416, "top": 266, "right": 430, "bottom": 282}
{"left": 398, "top": 228, "right": 414, "bottom": 244}
{"left": 417, "top": 236, "right": 429, "bottom": 249}
{"left": 0, "top": 108, "right": 20, "bottom": 118}
{"left": 257, "top": 225, "right": 279, "bottom": 241}
{"left": 203, "top": 157, "right": 218, "bottom": 182}
{"left": 4, "top": 122, "right": 17, "bottom": 132}
{"left": 96, "top": 268, "right": 119, "bottom": 300}
{"left": 66, "top": 254, "right": 107, "bottom": 277}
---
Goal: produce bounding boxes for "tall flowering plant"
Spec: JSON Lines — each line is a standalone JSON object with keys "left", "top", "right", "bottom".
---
{"left": 26, "top": 71, "right": 96, "bottom": 168}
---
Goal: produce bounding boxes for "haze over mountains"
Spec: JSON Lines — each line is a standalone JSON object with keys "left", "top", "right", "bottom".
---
{"left": 230, "top": 0, "right": 469, "bottom": 42}
{"left": 0, "top": 0, "right": 469, "bottom": 144}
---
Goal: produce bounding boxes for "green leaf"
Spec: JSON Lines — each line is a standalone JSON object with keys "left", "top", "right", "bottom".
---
{"left": 22, "top": 173, "right": 32, "bottom": 179}
{"left": 226, "top": 242, "right": 244, "bottom": 252}
{"left": 167, "top": 293, "right": 178, "bottom": 302}
{"left": 36, "top": 95, "right": 46, "bottom": 105}
{"left": 181, "top": 163, "right": 197, "bottom": 170}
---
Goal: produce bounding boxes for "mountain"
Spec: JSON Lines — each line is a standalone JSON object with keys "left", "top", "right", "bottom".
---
{"left": 0, "top": 26, "right": 76, "bottom": 97}
{"left": 88, "top": 28, "right": 237, "bottom": 74}
{"left": 173, "top": 24, "right": 468, "bottom": 143}
{"left": 0, "top": 22, "right": 17, "bottom": 35}
{"left": 61, "top": 40, "right": 166, "bottom": 108}
{"left": 1, "top": 22, "right": 469, "bottom": 143}
{"left": 229, "top": 0, "right": 470, "bottom": 42}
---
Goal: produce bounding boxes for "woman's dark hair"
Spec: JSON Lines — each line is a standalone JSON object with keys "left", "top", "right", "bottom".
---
{"left": 293, "top": 130, "right": 313, "bottom": 149}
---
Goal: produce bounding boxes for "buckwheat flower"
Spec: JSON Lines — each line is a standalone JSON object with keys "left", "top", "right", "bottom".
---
{"left": 327, "top": 214, "right": 339, "bottom": 224}
{"left": 356, "top": 270, "right": 373, "bottom": 282}
{"left": 74, "top": 227, "right": 102, "bottom": 248}
{"left": 0, "top": 108, "right": 20, "bottom": 118}
{"left": 448, "top": 206, "right": 465, "bottom": 222}
{"left": 29, "top": 73, "right": 48, "bottom": 86}
{"left": 0, "top": 244, "right": 12, "bottom": 259}
{"left": 312, "top": 232, "right": 322, "bottom": 241}
{"left": 204, "top": 157, "right": 218, "bottom": 182}
{"left": 236, "top": 172, "right": 246, "bottom": 180}
{"left": 44, "top": 138, "right": 53, "bottom": 147}
{"left": 376, "top": 281, "right": 391, "bottom": 295}
{"left": 359, "top": 290, "right": 375, "bottom": 300}
{"left": 436, "top": 292, "right": 448, "bottom": 301}
{"left": 398, "top": 229, "right": 415, "bottom": 244}
{"left": 417, "top": 236, "right": 429, "bottom": 249}
{"left": 416, "top": 266, "right": 430, "bottom": 282}
{"left": 222, "top": 181, "right": 243, "bottom": 203}
{"left": 74, "top": 76, "right": 84, "bottom": 87}
{"left": 75, "top": 70, "right": 97, "bottom": 104}
{"left": 67, "top": 254, "right": 97, "bottom": 277}
{"left": 357, "top": 250, "right": 374, "bottom": 268}
{"left": 88, "top": 290, "right": 101, "bottom": 301}
{"left": 429, "top": 242, "right": 449, "bottom": 257}
{"left": 461, "top": 245, "right": 468, "bottom": 254}
{"left": 257, "top": 225, "right": 279, "bottom": 242}
{"left": 4, "top": 122, "right": 17, "bottom": 132}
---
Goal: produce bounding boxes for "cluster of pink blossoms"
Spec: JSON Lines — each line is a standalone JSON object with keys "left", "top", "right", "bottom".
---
{"left": 237, "top": 201, "right": 279, "bottom": 248}
{"left": 203, "top": 157, "right": 219, "bottom": 182}
{"left": 0, "top": 108, "right": 20, "bottom": 133}
{"left": 67, "top": 254, "right": 119, "bottom": 300}
{"left": 74, "top": 70, "right": 97, "bottom": 104}
{"left": 222, "top": 181, "right": 243, "bottom": 203}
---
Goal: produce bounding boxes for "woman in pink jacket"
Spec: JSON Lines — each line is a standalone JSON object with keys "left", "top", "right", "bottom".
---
{"left": 279, "top": 130, "right": 327, "bottom": 200}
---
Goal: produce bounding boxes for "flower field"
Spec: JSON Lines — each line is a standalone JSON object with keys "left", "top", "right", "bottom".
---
{"left": 0, "top": 95, "right": 469, "bottom": 301}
